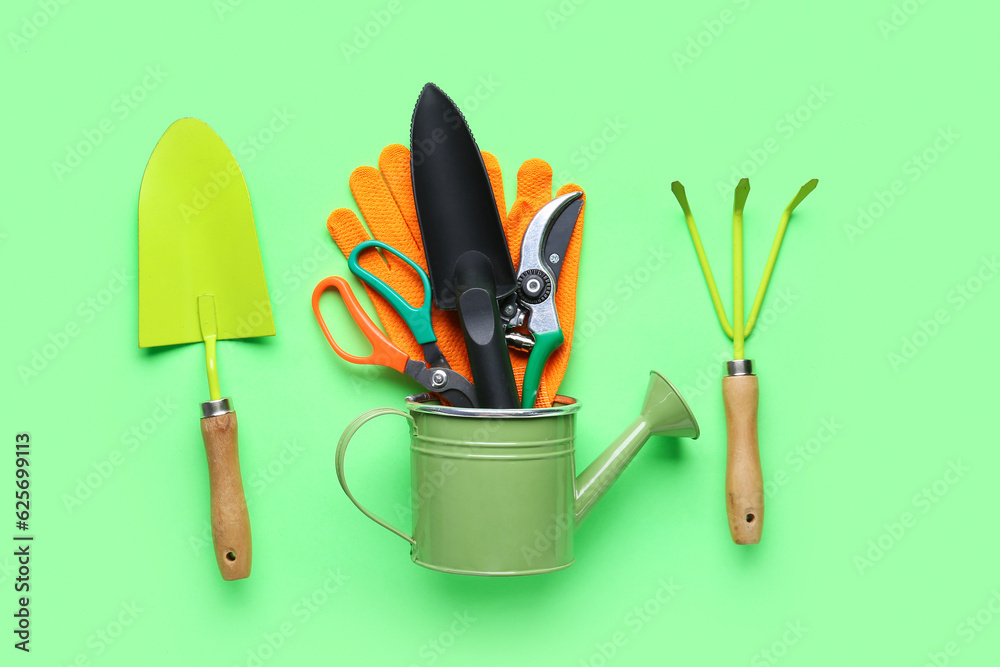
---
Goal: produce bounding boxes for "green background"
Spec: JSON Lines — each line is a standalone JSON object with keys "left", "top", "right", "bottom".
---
{"left": 3, "top": 0, "right": 998, "bottom": 664}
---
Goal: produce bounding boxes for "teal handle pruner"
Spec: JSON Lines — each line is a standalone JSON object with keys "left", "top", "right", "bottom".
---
{"left": 508, "top": 191, "right": 585, "bottom": 408}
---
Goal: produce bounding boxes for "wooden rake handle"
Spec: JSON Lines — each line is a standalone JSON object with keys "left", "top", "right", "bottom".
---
{"left": 723, "top": 371, "right": 764, "bottom": 545}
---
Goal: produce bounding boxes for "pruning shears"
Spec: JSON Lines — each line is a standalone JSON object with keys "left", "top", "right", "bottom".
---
{"left": 503, "top": 191, "right": 584, "bottom": 408}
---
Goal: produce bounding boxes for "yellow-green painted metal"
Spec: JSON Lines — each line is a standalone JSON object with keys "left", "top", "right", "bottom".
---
{"left": 197, "top": 295, "right": 222, "bottom": 401}
{"left": 744, "top": 179, "right": 818, "bottom": 336}
{"left": 335, "top": 372, "right": 699, "bottom": 576}
{"left": 670, "top": 181, "right": 733, "bottom": 338}
{"left": 138, "top": 118, "right": 274, "bottom": 357}
{"left": 732, "top": 179, "right": 749, "bottom": 359}
{"left": 671, "top": 178, "right": 817, "bottom": 356}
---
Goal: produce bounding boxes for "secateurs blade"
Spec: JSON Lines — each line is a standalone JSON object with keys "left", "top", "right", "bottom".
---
{"left": 503, "top": 191, "right": 584, "bottom": 408}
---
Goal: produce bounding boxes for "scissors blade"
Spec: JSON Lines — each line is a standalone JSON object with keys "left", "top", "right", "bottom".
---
{"left": 404, "top": 360, "right": 478, "bottom": 408}
{"left": 421, "top": 342, "right": 449, "bottom": 370}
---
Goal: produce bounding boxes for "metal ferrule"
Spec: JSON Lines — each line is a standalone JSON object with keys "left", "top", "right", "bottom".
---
{"left": 201, "top": 397, "right": 233, "bottom": 418}
{"left": 726, "top": 359, "right": 755, "bottom": 377}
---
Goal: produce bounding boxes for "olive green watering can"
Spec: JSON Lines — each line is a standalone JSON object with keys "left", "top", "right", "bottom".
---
{"left": 336, "top": 371, "right": 699, "bottom": 576}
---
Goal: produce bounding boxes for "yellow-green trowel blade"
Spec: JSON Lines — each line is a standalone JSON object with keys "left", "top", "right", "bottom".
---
{"left": 138, "top": 118, "right": 274, "bottom": 348}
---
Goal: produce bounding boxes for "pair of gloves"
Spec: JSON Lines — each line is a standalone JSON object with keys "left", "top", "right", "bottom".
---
{"left": 326, "top": 144, "right": 586, "bottom": 408}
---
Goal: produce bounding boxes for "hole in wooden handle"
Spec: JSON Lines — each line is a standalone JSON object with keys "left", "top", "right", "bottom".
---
{"left": 226, "top": 551, "right": 237, "bottom": 562}
{"left": 745, "top": 513, "right": 755, "bottom": 523}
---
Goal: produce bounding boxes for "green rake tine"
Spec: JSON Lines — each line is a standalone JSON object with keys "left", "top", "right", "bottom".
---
{"left": 732, "top": 179, "right": 750, "bottom": 359}
{"left": 672, "top": 181, "right": 733, "bottom": 339}
{"left": 744, "top": 179, "right": 818, "bottom": 336}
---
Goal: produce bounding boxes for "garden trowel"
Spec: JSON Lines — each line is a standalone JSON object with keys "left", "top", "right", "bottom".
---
{"left": 410, "top": 83, "right": 520, "bottom": 408}
{"left": 138, "top": 118, "right": 274, "bottom": 580}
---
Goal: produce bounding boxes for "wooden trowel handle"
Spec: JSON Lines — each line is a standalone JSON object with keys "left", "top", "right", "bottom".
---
{"left": 723, "top": 373, "right": 764, "bottom": 545}
{"left": 200, "top": 407, "right": 252, "bottom": 580}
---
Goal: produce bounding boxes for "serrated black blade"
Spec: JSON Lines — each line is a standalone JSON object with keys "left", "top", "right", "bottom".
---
{"left": 410, "top": 82, "right": 516, "bottom": 309}
{"left": 409, "top": 82, "right": 519, "bottom": 408}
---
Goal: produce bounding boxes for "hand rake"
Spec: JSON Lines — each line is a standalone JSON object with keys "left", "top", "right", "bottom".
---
{"left": 671, "top": 178, "right": 817, "bottom": 544}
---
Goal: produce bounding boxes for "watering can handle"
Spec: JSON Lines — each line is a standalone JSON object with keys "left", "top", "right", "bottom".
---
{"left": 336, "top": 407, "right": 417, "bottom": 546}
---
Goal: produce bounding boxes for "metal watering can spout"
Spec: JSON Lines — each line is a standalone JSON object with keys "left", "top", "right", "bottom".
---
{"left": 574, "top": 371, "right": 700, "bottom": 526}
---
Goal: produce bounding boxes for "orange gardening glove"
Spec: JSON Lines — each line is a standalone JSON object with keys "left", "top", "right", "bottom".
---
{"left": 327, "top": 144, "right": 585, "bottom": 407}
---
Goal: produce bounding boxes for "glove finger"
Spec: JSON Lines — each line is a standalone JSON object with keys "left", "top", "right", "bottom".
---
{"left": 327, "top": 208, "right": 380, "bottom": 276}
{"left": 323, "top": 209, "right": 425, "bottom": 364}
{"left": 515, "top": 158, "right": 554, "bottom": 206}
{"left": 330, "top": 190, "right": 427, "bottom": 366}
{"left": 350, "top": 165, "right": 427, "bottom": 272}
{"left": 377, "top": 144, "right": 423, "bottom": 256}
{"left": 349, "top": 164, "right": 435, "bottom": 335}
{"left": 506, "top": 159, "right": 554, "bottom": 268}
{"left": 328, "top": 207, "right": 406, "bottom": 291}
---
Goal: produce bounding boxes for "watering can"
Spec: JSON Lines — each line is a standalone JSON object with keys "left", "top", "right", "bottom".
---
{"left": 335, "top": 371, "right": 699, "bottom": 576}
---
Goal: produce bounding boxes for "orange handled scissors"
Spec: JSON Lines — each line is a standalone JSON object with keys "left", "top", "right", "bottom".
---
{"left": 311, "top": 276, "right": 478, "bottom": 407}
